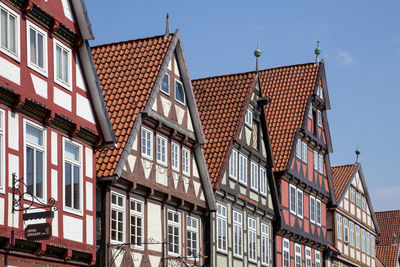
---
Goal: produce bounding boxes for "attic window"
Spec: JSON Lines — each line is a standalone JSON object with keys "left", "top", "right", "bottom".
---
{"left": 317, "top": 85, "right": 323, "bottom": 99}
{"left": 161, "top": 73, "right": 169, "bottom": 94}
{"left": 245, "top": 109, "right": 253, "bottom": 127}
{"left": 175, "top": 79, "right": 185, "bottom": 105}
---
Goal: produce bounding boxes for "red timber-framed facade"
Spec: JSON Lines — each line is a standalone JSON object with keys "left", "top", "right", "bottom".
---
{"left": 0, "top": 0, "right": 115, "bottom": 266}
{"left": 327, "top": 162, "right": 380, "bottom": 267}
{"left": 259, "top": 62, "right": 336, "bottom": 266}
{"left": 193, "top": 72, "right": 279, "bottom": 267}
{"left": 92, "top": 31, "right": 216, "bottom": 267}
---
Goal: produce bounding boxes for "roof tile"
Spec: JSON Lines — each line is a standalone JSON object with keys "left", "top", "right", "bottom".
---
{"left": 331, "top": 164, "right": 358, "bottom": 201}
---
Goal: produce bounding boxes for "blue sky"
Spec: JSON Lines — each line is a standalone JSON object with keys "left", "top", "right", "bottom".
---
{"left": 86, "top": 0, "right": 400, "bottom": 211}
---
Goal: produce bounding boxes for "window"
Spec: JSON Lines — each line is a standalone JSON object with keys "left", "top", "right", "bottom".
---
{"left": 171, "top": 142, "right": 179, "bottom": 171}
{"left": 0, "top": 109, "right": 4, "bottom": 193}
{"left": 295, "top": 243, "right": 302, "bottom": 267}
{"left": 297, "top": 189, "right": 303, "bottom": 218}
{"left": 0, "top": 3, "right": 19, "bottom": 59}
{"left": 318, "top": 154, "right": 324, "bottom": 174}
{"left": 245, "top": 108, "right": 253, "bottom": 127}
{"left": 356, "top": 191, "right": 361, "bottom": 207}
{"left": 337, "top": 214, "right": 342, "bottom": 240}
{"left": 316, "top": 199, "right": 321, "bottom": 226}
{"left": 305, "top": 247, "right": 312, "bottom": 267}
{"left": 175, "top": 79, "right": 185, "bottom": 104}
{"left": 302, "top": 142, "right": 308, "bottom": 163}
{"left": 343, "top": 217, "right": 349, "bottom": 243}
{"left": 229, "top": 149, "right": 238, "bottom": 180}
{"left": 317, "top": 85, "right": 323, "bottom": 98}
{"left": 362, "top": 196, "right": 367, "bottom": 211}
{"left": 130, "top": 199, "right": 144, "bottom": 249}
{"left": 111, "top": 192, "right": 125, "bottom": 243}
{"left": 315, "top": 250, "right": 321, "bottom": 267}
{"left": 290, "top": 184, "right": 296, "bottom": 215}
{"left": 216, "top": 203, "right": 227, "bottom": 252}
{"left": 238, "top": 154, "right": 247, "bottom": 185}
{"left": 349, "top": 221, "right": 354, "bottom": 246}
{"left": 182, "top": 148, "right": 190, "bottom": 176}
{"left": 313, "top": 150, "right": 318, "bottom": 171}
{"left": 63, "top": 140, "right": 82, "bottom": 212}
{"left": 141, "top": 128, "right": 153, "bottom": 159}
{"left": 350, "top": 187, "right": 355, "bottom": 203}
{"left": 54, "top": 39, "right": 72, "bottom": 90}
{"left": 252, "top": 121, "right": 259, "bottom": 150}
{"left": 371, "top": 235, "right": 375, "bottom": 257}
{"left": 27, "top": 21, "right": 47, "bottom": 75}
{"left": 282, "top": 238, "right": 290, "bottom": 267}
{"left": 366, "top": 232, "right": 370, "bottom": 255}
{"left": 308, "top": 105, "right": 312, "bottom": 118}
{"left": 260, "top": 167, "right": 267, "bottom": 196}
{"left": 317, "top": 110, "right": 322, "bottom": 127}
{"left": 356, "top": 225, "right": 360, "bottom": 249}
{"left": 156, "top": 135, "right": 167, "bottom": 166}
{"left": 261, "top": 223, "right": 269, "bottom": 265}
{"left": 310, "top": 196, "right": 316, "bottom": 223}
{"left": 161, "top": 73, "right": 170, "bottom": 94}
{"left": 25, "top": 122, "right": 46, "bottom": 200}
{"left": 248, "top": 217, "right": 257, "bottom": 262}
{"left": 233, "top": 211, "right": 243, "bottom": 257}
{"left": 187, "top": 216, "right": 198, "bottom": 258}
{"left": 361, "top": 228, "right": 365, "bottom": 252}
{"left": 167, "top": 210, "right": 181, "bottom": 255}
{"left": 296, "top": 138, "right": 301, "bottom": 159}
{"left": 250, "top": 161, "right": 258, "bottom": 191}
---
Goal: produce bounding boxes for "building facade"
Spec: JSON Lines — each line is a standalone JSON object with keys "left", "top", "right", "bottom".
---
{"left": 92, "top": 31, "right": 216, "bottom": 267}
{"left": 259, "top": 62, "right": 335, "bottom": 266}
{"left": 327, "top": 162, "right": 380, "bottom": 266}
{"left": 193, "top": 72, "right": 278, "bottom": 267}
{"left": 0, "top": 0, "right": 115, "bottom": 266}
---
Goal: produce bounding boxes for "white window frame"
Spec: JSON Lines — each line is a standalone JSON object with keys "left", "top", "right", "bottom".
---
{"left": 356, "top": 224, "right": 360, "bottom": 249}
{"left": 302, "top": 142, "right": 308, "bottom": 163}
{"left": 362, "top": 195, "right": 367, "bottom": 211}
{"left": 141, "top": 127, "right": 153, "bottom": 160}
{"left": 317, "top": 110, "right": 322, "bottom": 127}
{"left": 171, "top": 142, "right": 179, "bottom": 171}
{"left": 238, "top": 153, "right": 247, "bottom": 185}
{"left": 308, "top": 105, "right": 312, "bottom": 118}
{"left": 371, "top": 235, "right": 375, "bottom": 257}
{"left": 216, "top": 203, "right": 227, "bottom": 253}
{"left": 167, "top": 210, "right": 181, "bottom": 256}
{"left": 0, "top": 109, "right": 5, "bottom": 194}
{"left": 282, "top": 238, "right": 290, "bottom": 267}
{"left": 343, "top": 217, "right": 349, "bottom": 243}
{"left": 310, "top": 196, "right": 315, "bottom": 224}
{"left": 305, "top": 247, "right": 312, "bottom": 267}
{"left": 110, "top": 191, "right": 125, "bottom": 244}
{"left": 248, "top": 217, "right": 257, "bottom": 262}
{"left": 250, "top": 161, "right": 258, "bottom": 191}
{"left": 356, "top": 191, "right": 361, "bottom": 207}
{"left": 182, "top": 147, "right": 190, "bottom": 176}
{"left": 229, "top": 149, "right": 238, "bottom": 180}
{"left": 349, "top": 221, "right": 355, "bottom": 246}
{"left": 53, "top": 39, "right": 72, "bottom": 91}
{"left": 295, "top": 243, "right": 302, "bottom": 267}
{"left": 315, "top": 250, "right": 321, "bottom": 267}
{"left": 62, "top": 138, "right": 83, "bottom": 215}
{"left": 290, "top": 184, "right": 297, "bottom": 215}
{"left": 296, "top": 138, "right": 301, "bottom": 159}
{"left": 232, "top": 210, "right": 243, "bottom": 258}
{"left": 156, "top": 135, "right": 167, "bottom": 166}
{"left": 350, "top": 186, "right": 355, "bottom": 203}
{"left": 260, "top": 167, "right": 267, "bottom": 196}
{"left": 26, "top": 20, "right": 47, "bottom": 76}
{"left": 337, "top": 213, "right": 342, "bottom": 240}
{"left": 261, "top": 223, "right": 269, "bottom": 266}
{"left": 297, "top": 189, "right": 303, "bottom": 219}
{"left": 245, "top": 108, "right": 253, "bottom": 127}
{"left": 23, "top": 119, "right": 46, "bottom": 202}
{"left": 161, "top": 73, "right": 170, "bottom": 95}
{"left": 366, "top": 231, "right": 370, "bottom": 255}
{"left": 187, "top": 216, "right": 199, "bottom": 258}
{"left": 316, "top": 199, "right": 321, "bottom": 226}
{"left": 318, "top": 154, "right": 324, "bottom": 174}
{"left": 313, "top": 150, "right": 318, "bottom": 171}
{"left": 130, "top": 198, "right": 144, "bottom": 250}
{"left": 0, "top": 2, "right": 20, "bottom": 61}
{"left": 174, "top": 79, "right": 185, "bottom": 105}
{"left": 361, "top": 228, "right": 365, "bottom": 252}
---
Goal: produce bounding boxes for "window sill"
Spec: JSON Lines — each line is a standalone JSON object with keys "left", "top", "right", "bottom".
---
{"left": 233, "top": 254, "right": 243, "bottom": 260}
{"left": 0, "top": 48, "right": 20, "bottom": 63}
{"left": 238, "top": 180, "right": 247, "bottom": 187}
{"left": 248, "top": 259, "right": 257, "bottom": 264}
{"left": 130, "top": 245, "right": 144, "bottom": 251}
{"left": 250, "top": 187, "right": 259, "bottom": 193}
{"left": 63, "top": 206, "right": 83, "bottom": 217}
{"left": 141, "top": 154, "right": 153, "bottom": 161}
{"left": 54, "top": 79, "right": 72, "bottom": 92}
{"left": 216, "top": 249, "right": 228, "bottom": 255}
{"left": 28, "top": 64, "right": 48, "bottom": 79}
{"left": 229, "top": 175, "right": 238, "bottom": 181}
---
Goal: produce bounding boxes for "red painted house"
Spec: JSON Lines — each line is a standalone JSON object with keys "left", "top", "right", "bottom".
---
{"left": 259, "top": 62, "right": 335, "bottom": 266}
{"left": 0, "top": 0, "right": 115, "bottom": 266}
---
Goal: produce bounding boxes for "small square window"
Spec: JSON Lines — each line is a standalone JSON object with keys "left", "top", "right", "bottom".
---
{"left": 175, "top": 79, "right": 185, "bottom": 104}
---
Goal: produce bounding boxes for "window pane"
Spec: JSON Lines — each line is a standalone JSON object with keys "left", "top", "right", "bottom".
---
{"left": 1, "top": 9, "right": 7, "bottom": 48}
{"left": 9, "top": 14, "right": 15, "bottom": 52}
{"left": 56, "top": 46, "right": 62, "bottom": 80}
{"left": 175, "top": 81, "right": 184, "bottom": 103}
{"left": 65, "top": 142, "right": 79, "bottom": 161}
{"left": 73, "top": 165, "right": 80, "bottom": 209}
{"left": 65, "top": 162, "right": 72, "bottom": 207}
{"left": 35, "top": 150, "right": 43, "bottom": 198}
{"left": 26, "top": 125, "right": 43, "bottom": 145}
{"left": 30, "top": 28, "right": 36, "bottom": 65}
{"left": 162, "top": 74, "right": 169, "bottom": 94}
{"left": 26, "top": 147, "right": 34, "bottom": 194}
{"left": 62, "top": 49, "right": 69, "bottom": 83}
{"left": 37, "top": 33, "right": 43, "bottom": 68}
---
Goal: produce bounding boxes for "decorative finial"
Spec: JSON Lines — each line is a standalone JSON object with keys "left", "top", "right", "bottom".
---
{"left": 393, "top": 233, "right": 397, "bottom": 244}
{"left": 355, "top": 146, "right": 360, "bottom": 163}
{"left": 164, "top": 13, "right": 170, "bottom": 39}
{"left": 315, "top": 41, "right": 321, "bottom": 63}
{"left": 254, "top": 42, "right": 262, "bottom": 72}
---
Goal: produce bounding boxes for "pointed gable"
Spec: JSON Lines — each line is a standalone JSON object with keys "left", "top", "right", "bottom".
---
{"left": 192, "top": 72, "right": 257, "bottom": 186}
{"left": 258, "top": 63, "right": 320, "bottom": 172}
{"left": 92, "top": 34, "right": 173, "bottom": 177}
{"left": 332, "top": 164, "right": 358, "bottom": 201}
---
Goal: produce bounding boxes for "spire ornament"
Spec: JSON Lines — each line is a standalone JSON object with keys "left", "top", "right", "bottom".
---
{"left": 355, "top": 146, "right": 360, "bottom": 164}
{"left": 164, "top": 13, "right": 170, "bottom": 39}
{"left": 315, "top": 41, "right": 321, "bottom": 63}
{"left": 254, "top": 42, "right": 262, "bottom": 72}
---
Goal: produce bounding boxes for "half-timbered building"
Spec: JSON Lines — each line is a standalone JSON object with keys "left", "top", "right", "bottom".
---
{"left": 192, "top": 71, "right": 278, "bottom": 267}
{"left": 375, "top": 210, "right": 400, "bottom": 267}
{"left": 0, "top": 0, "right": 115, "bottom": 266}
{"left": 259, "top": 62, "right": 335, "bottom": 266}
{"left": 91, "top": 31, "right": 216, "bottom": 267}
{"left": 327, "top": 161, "right": 380, "bottom": 266}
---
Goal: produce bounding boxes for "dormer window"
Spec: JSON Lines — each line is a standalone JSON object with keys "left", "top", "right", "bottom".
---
{"left": 245, "top": 109, "right": 252, "bottom": 127}
{"left": 175, "top": 79, "right": 185, "bottom": 104}
{"left": 161, "top": 73, "right": 170, "bottom": 94}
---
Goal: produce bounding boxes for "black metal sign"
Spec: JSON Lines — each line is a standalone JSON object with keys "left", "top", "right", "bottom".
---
{"left": 23, "top": 211, "right": 54, "bottom": 221}
{"left": 25, "top": 223, "right": 52, "bottom": 240}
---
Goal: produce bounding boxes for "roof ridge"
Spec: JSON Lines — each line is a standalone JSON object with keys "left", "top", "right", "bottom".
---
{"left": 192, "top": 70, "right": 257, "bottom": 82}
{"left": 332, "top": 163, "right": 358, "bottom": 169}
{"left": 376, "top": 209, "right": 400, "bottom": 214}
{"left": 259, "top": 61, "right": 318, "bottom": 72}
{"left": 91, "top": 33, "right": 173, "bottom": 49}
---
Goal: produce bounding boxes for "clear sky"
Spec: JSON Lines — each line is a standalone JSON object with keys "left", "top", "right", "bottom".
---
{"left": 85, "top": 0, "right": 400, "bottom": 211}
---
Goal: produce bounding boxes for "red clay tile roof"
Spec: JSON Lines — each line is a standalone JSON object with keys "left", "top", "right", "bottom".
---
{"left": 376, "top": 244, "right": 399, "bottom": 267}
{"left": 376, "top": 210, "right": 400, "bottom": 246}
{"left": 375, "top": 258, "right": 384, "bottom": 267}
{"left": 331, "top": 164, "right": 358, "bottom": 201}
{"left": 92, "top": 34, "right": 173, "bottom": 177}
{"left": 192, "top": 72, "right": 257, "bottom": 186}
{"left": 259, "top": 63, "right": 320, "bottom": 172}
